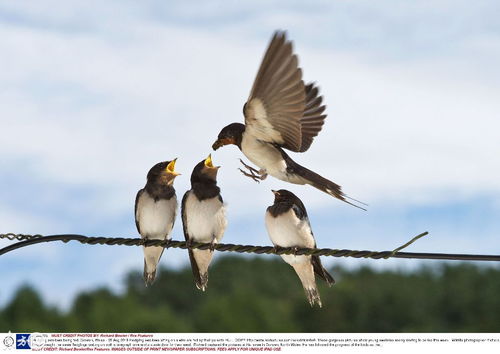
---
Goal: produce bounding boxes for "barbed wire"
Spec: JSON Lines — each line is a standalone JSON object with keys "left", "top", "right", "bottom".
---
{"left": 0, "top": 231, "right": 499, "bottom": 262}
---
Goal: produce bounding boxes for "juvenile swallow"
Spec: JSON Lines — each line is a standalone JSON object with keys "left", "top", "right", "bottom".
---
{"left": 265, "top": 189, "right": 334, "bottom": 307}
{"left": 212, "top": 31, "right": 365, "bottom": 210}
{"left": 181, "top": 154, "right": 227, "bottom": 291}
{"left": 135, "top": 159, "right": 180, "bottom": 286}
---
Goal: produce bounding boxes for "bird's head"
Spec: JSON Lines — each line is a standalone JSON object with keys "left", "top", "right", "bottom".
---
{"left": 212, "top": 123, "right": 245, "bottom": 150}
{"left": 191, "top": 154, "right": 221, "bottom": 184}
{"left": 147, "top": 159, "right": 181, "bottom": 186}
{"left": 271, "top": 189, "right": 299, "bottom": 204}
{"left": 270, "top": 189, "right": 308, "bottom": 219}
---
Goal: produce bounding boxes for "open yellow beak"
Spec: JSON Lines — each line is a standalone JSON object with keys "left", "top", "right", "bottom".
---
{"left": 204, "top": 154, "right": 220, "bottom": 169}
{"left": 166, "top": 158, "right": 181, "bottom": 176}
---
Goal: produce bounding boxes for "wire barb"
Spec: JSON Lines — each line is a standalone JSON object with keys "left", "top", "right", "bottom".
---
{"left": 1, "top": 231, "right": 500, "bottom": 262}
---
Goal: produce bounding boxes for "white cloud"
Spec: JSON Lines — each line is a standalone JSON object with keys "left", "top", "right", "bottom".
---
{"left": 1, "top": 17, "right": 499, "bottom": 212}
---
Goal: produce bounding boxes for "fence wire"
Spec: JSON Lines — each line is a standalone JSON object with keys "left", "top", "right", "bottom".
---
{"left": 0, "top": 231, "right": 499, "bottom": 262}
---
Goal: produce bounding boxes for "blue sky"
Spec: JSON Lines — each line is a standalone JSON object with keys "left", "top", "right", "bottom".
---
{"left": 0, "top": 0, "right": 499, "bottom": 309}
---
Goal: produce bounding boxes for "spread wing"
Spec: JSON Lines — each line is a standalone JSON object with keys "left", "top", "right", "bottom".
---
{"left": 134, "top": 188, "right": 144, "bottom": 235}
{"left": 244, "top": 31, "right": 327, "bottom": 153}
{"left": 300, "top": 82, "right": 327, "bottom": 152}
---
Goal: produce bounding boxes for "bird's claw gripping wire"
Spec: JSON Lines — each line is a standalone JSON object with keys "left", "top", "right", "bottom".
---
{"left": 209, "top": 239, "right": 216, "bottom": 252}
{"left": 9, "top": 232, "right": 500, "bottom": 264}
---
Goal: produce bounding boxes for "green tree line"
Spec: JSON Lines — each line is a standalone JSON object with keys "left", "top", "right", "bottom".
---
{"left": 1, "top": 257, "right": 500, "bottom": 332}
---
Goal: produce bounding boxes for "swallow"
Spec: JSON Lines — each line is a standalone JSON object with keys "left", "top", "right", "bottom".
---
{"left": 265, "top": 189, "right": 334, "bottom": 307}
{"left": 212, "top": 31, "right": 365, "bottom": 210}
{"left": 181, "top": 154, "right": 227, "bottom": 291}
{"left": 135, "top": 159, "right": 180, "bottom": 286}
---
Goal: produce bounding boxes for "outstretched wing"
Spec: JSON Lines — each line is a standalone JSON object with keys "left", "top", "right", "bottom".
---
{"left": 244, "top": 31, "right": 327, "bottom": 153}
{"left": 299, "top": 82, "right": 327, "bottom": 152}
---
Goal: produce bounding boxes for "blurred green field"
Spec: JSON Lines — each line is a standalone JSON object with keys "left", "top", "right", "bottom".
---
{"left": 1, "top": 257, "right": 500, "bottom": 332}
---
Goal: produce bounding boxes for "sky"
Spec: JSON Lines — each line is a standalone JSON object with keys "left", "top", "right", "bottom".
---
{"left": 0, "top": 0, "right": 499, "bottom": 310}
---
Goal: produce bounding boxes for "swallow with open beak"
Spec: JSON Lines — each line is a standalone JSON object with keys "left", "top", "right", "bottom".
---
{"left": 265, "top": 189, "right": 334, "bottom": 307}
{"left": 212, "top": 31, "right": 365, "bottom": 210}
{"left": 135, "top": 159, "right": 180, "bottom": 286}
{"left": 181, "top": 154, "right": 227, "bottom": 291}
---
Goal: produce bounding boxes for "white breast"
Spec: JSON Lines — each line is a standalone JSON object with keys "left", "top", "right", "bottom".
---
{"left": 241, "top": 132, "right": 288, "bottom": 178}
{"left": 136, "top": 191, "right": 177, "bottom": 240}
{"left": 265, "top": 208, "right": 315, "bottom": 265}
{"left": 184, "top": 191, "right": 227, "bottom": 243}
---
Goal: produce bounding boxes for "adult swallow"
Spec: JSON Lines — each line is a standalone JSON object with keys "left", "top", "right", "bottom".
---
{"left": 135, "top": 159, "right": 180, "bottom": 286}
{"left": 212, "top": 31, "right": 365, "bottom": 210}
{"left": 181, "top": 154, "right": 227, "bottom": 291}
{"left": 265, "top": 189, "right": 334, "bottom": 307}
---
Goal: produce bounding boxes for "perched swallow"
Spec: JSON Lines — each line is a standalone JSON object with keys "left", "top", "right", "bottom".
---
{"left": 212, "top": 31, "right": 365, "bottom": 210}
{"left": 265, "top": 189, "right": 334, "bottom": 307}
{"left": 135, "top": 159, "right": 180, "bottom": 286}
{"left": 181, "top": 154, "right": 227, "bottom": 291}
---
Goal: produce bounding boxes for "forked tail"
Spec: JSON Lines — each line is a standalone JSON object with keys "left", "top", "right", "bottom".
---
{"left": 296, "top": 163, "right": 367, "bottom": 210}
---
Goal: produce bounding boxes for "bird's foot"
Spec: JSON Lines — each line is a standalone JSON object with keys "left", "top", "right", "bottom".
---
{"left": 239, "top": 159, "right": 260, "bottom": 174}
{"left": 186, "top": 239, "right": 194, "bottom": 249}
{"left": 238, "top": 168, "right": 262, "bottom": 183}
{"left": 238, "top": 159, "right": 267, "bottom": 183}
{"left": 209, "top": 239, "right": 216, "bottom": 252}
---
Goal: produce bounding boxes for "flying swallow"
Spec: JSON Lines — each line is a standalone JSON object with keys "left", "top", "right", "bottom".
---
{"left": 265, "top": 189, "right": 334, "bottom": 307}
{"left": 212, "top": 31, "right": 365, "bottom": 210}
{"left": 135, "top": 159, "right": 180, "bottom": 286}
{"left": 181, "top": 154, "right": 227, "bottom": 291}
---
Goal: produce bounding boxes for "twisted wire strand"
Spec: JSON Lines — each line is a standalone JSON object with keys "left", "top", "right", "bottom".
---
{"left": 1, "top": 231, "right": 499, "bottom": 261}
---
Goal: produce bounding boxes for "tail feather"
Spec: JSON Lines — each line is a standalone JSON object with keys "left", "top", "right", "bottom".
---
{"left": 143, "top": 260, "right": 157, "bottom": 287}
{"left": 278, "top": 147, "right": 366, "bottom": 209}
{"left": 304, "top": 287, "right": 322, "bottom": 307}
{"left": 142, "top": 244, "right": 164, "bottom": 287}
{"left": 195, "top": 272, "right": 209, "bottom": 292}
{"left": 292, "top": 263, "right": 323, "bottom": 307}
{"left": 188, "top": 249, "right": 213, "bottom": 291}
{"left": 312, "top": 255, "right": 335, "bottom": 286}
{"left": 296, "top": 164, "right": 367, "bottom": 210}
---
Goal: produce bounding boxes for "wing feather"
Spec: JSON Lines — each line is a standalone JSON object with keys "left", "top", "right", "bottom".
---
{"left": 134, "top": 189, "right": 144, "bottom": 235}
{"left": 181, "top": 191, "right": 204, "bottom": 289}
{"left": 298, "top": 82, "right": 327, "bottom": 152}
{"left": 244, "top": 31, "right": 328, "bottom": 152}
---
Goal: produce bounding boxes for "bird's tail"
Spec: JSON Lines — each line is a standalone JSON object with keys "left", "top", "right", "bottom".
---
{"left": 294, "top": 163, "right": 367, "bottom": 210}
{"left": 143, "top": 245, "right": 165, "bottom": 287}
{"left": 312, "top": 255, "right": 335, "bottom": 286}
{"left": 143, "top": 260, "right": 157, "bottom": 287}
{"left": 304, "top": 287, "right": 322, "bottom": 308}
{"left": 189, "top": 249, "right": 214, "bottom": 291}
{"left": 292, "top": 263, "right": 322, "bottom": 307}
{"left": 195, "top": 273, "right": 209, "bottom": 292}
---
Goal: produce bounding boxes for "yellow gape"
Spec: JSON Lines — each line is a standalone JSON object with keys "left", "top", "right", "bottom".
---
{"left": 166, "top": 158, "right": 181, "bottom": 176}
{"left": 204, "top": 154, "right": 214, "bottom": 168}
